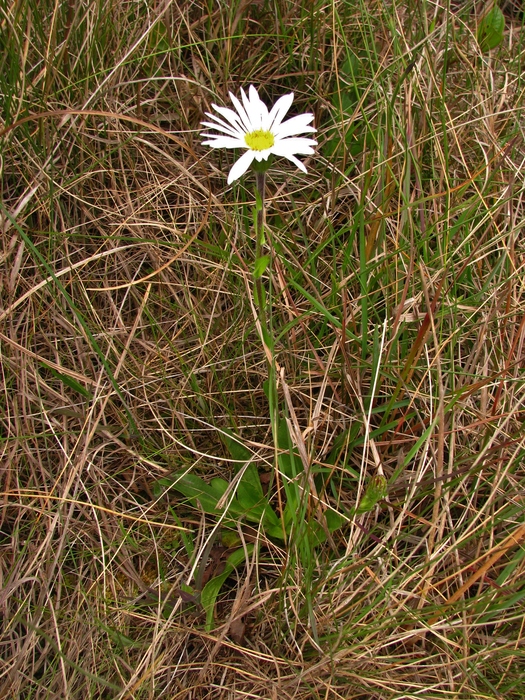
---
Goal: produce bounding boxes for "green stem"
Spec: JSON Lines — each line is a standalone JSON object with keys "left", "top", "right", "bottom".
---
{"left": 253, "top": 171, "right": 279, "bottom": 517}
{"left": 254, "top": 170, "right": 267, "bottom": 331}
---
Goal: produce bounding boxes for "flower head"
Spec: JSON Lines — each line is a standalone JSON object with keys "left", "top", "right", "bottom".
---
{"left": 201, "top": 85, "right": 317, "bottom": 184}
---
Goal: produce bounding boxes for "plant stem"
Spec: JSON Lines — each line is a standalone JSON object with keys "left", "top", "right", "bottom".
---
{"left": 254, "top": 170, "right": 267, "bottom": 331}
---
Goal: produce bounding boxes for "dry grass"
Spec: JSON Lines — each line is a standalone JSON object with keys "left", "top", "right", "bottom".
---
{"left": 1, "top": 0, "right": 525, "bottom": 698}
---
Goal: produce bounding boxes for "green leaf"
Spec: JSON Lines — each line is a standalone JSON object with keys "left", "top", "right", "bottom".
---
{"left": 221, "top": 429, "right": 252, "bottom": 463}
{"left": 282, "top": 490, "right": 300, "bottom": 533}
{"left": 42, "top": 364, "right": 93, "bottom": 398}
{"left": 201, "top": 545, "right": 253, "bottom": 631}
{"left": 221, "top": 530, "right": 241, "bottom": 548}
{"left": 220, "top": 428, "right": 282, "bottom": 536}
{"left": 154, "top": 469, "right": 283, "bottom": 537}
{"left": 277, "top": 418, "right": 303, "bottom": 479}
{"left": 303, "top": 509, "right": 346, "bottom": 547}
{"left": 209, "top": 477, "right": 230, "bottom": 499}
{"left": 98, "top": 621, "right": 145, "bottom": 649}
{"left": 235, "top": 479, "right": 266, "bottom": 514}
{"left": 201, "top": 570, "right": 230, "bottom": 631}
{"left": 356, "top": 475, "right": 388, "bottom": 514}
{"left": 325, "top": 508, "right": 346, "bottom": 533}
{"left": 477, "top": 6, "right": 505, "bottom": 52}
{"left": 222, "top": 429, "right": 266, "bottom": 498}
{"left": 254, "top": 255, "right": 270, "bottom": 279}
{"left": 166, "top": 472, "right": 225, "bottom": 514}
{"left": 235, "top": 478, "right": 282, "bottom": 536}
{"left": 262, "top": 520, "right": 286, "bottom": 540}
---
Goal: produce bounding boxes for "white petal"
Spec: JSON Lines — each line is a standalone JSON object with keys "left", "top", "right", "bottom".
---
{"left": 250, "top": 85, "right": 269, "bottom": 129}
{"left": 273, "top": 113, "right": 316, "bottom": 139}
{"left": 201, "top": 135, "right": 246, "bottom": 148}
{"left": 278, "top": 152, "right": 308, "bottom": 173}
{"left": 268, "top": 92, "right": 294, "bottom": 131}
{"left": 250, "top": 85, "right": 271, "bottom": 131}
{"left": 229, "top": 91, "right": 253, "bottom": 132}
{"left": 208, "top": 104, "right": 245, "bottom": 132}
{"left": 227, "top": 150, "right": 256, "bottom": 184}
{"left": 202, "top": 112, "right": 244, "bottom": 135}
{"left": 240, "top": 87, "right": 258, "bottom": 129}
{"left": 271, "top": 137, "right": 317, "bottom": 155}
{"left": 201, "top": 121, "right": 243, "bottom": 139}
{"left": 241, "top": 86, "right": 264, "bottom": 130}
{"left": 253, "top": 149, "right": 273, "bottom": 161}
{"left": 248, "top": 85, "right": 260, "bottom": 104}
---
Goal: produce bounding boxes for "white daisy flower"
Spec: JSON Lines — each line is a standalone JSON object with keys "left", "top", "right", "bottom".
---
{"left": 201, "top": 85, "right": 317, "bottom": 184}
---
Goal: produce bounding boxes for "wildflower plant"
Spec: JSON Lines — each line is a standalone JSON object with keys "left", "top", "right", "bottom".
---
{"left": 156, "top": 85, "right": 389, "bottom": 627}
{"left": 156, "top": 86, "right": 326, "bottom": 625}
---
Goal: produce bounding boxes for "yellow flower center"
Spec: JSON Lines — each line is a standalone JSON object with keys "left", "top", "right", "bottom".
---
{"left": 244, "top": 129, "right": 275, "bottom": 151}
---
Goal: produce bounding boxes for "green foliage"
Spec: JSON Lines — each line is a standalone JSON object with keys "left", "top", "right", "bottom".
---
{"left": 477, "top": 5, "right": 505, "bottom": 52}
{"left": 154, "top": 421, "right": 347, "bottom": 626}
{"left": 43, "top": 365, "right": 94, "bottom": 399}
{"left": 155, "top": 422, "right": 345, "bottom": 545}
{"left": 253, "top": 255, "right": 270, "bottom": 279}
{"left": 355, "top": 474, "right": 387, "bottom": 514}
{"left": 154, "top": 468, "right": 283, "bottom": 540}
{"left": 201, "top": 545, "right": 254, "bottom": 631}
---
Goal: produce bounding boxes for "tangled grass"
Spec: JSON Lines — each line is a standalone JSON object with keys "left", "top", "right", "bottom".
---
{"left": 1, "top": 1, "right": 524, "bottom": 697}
